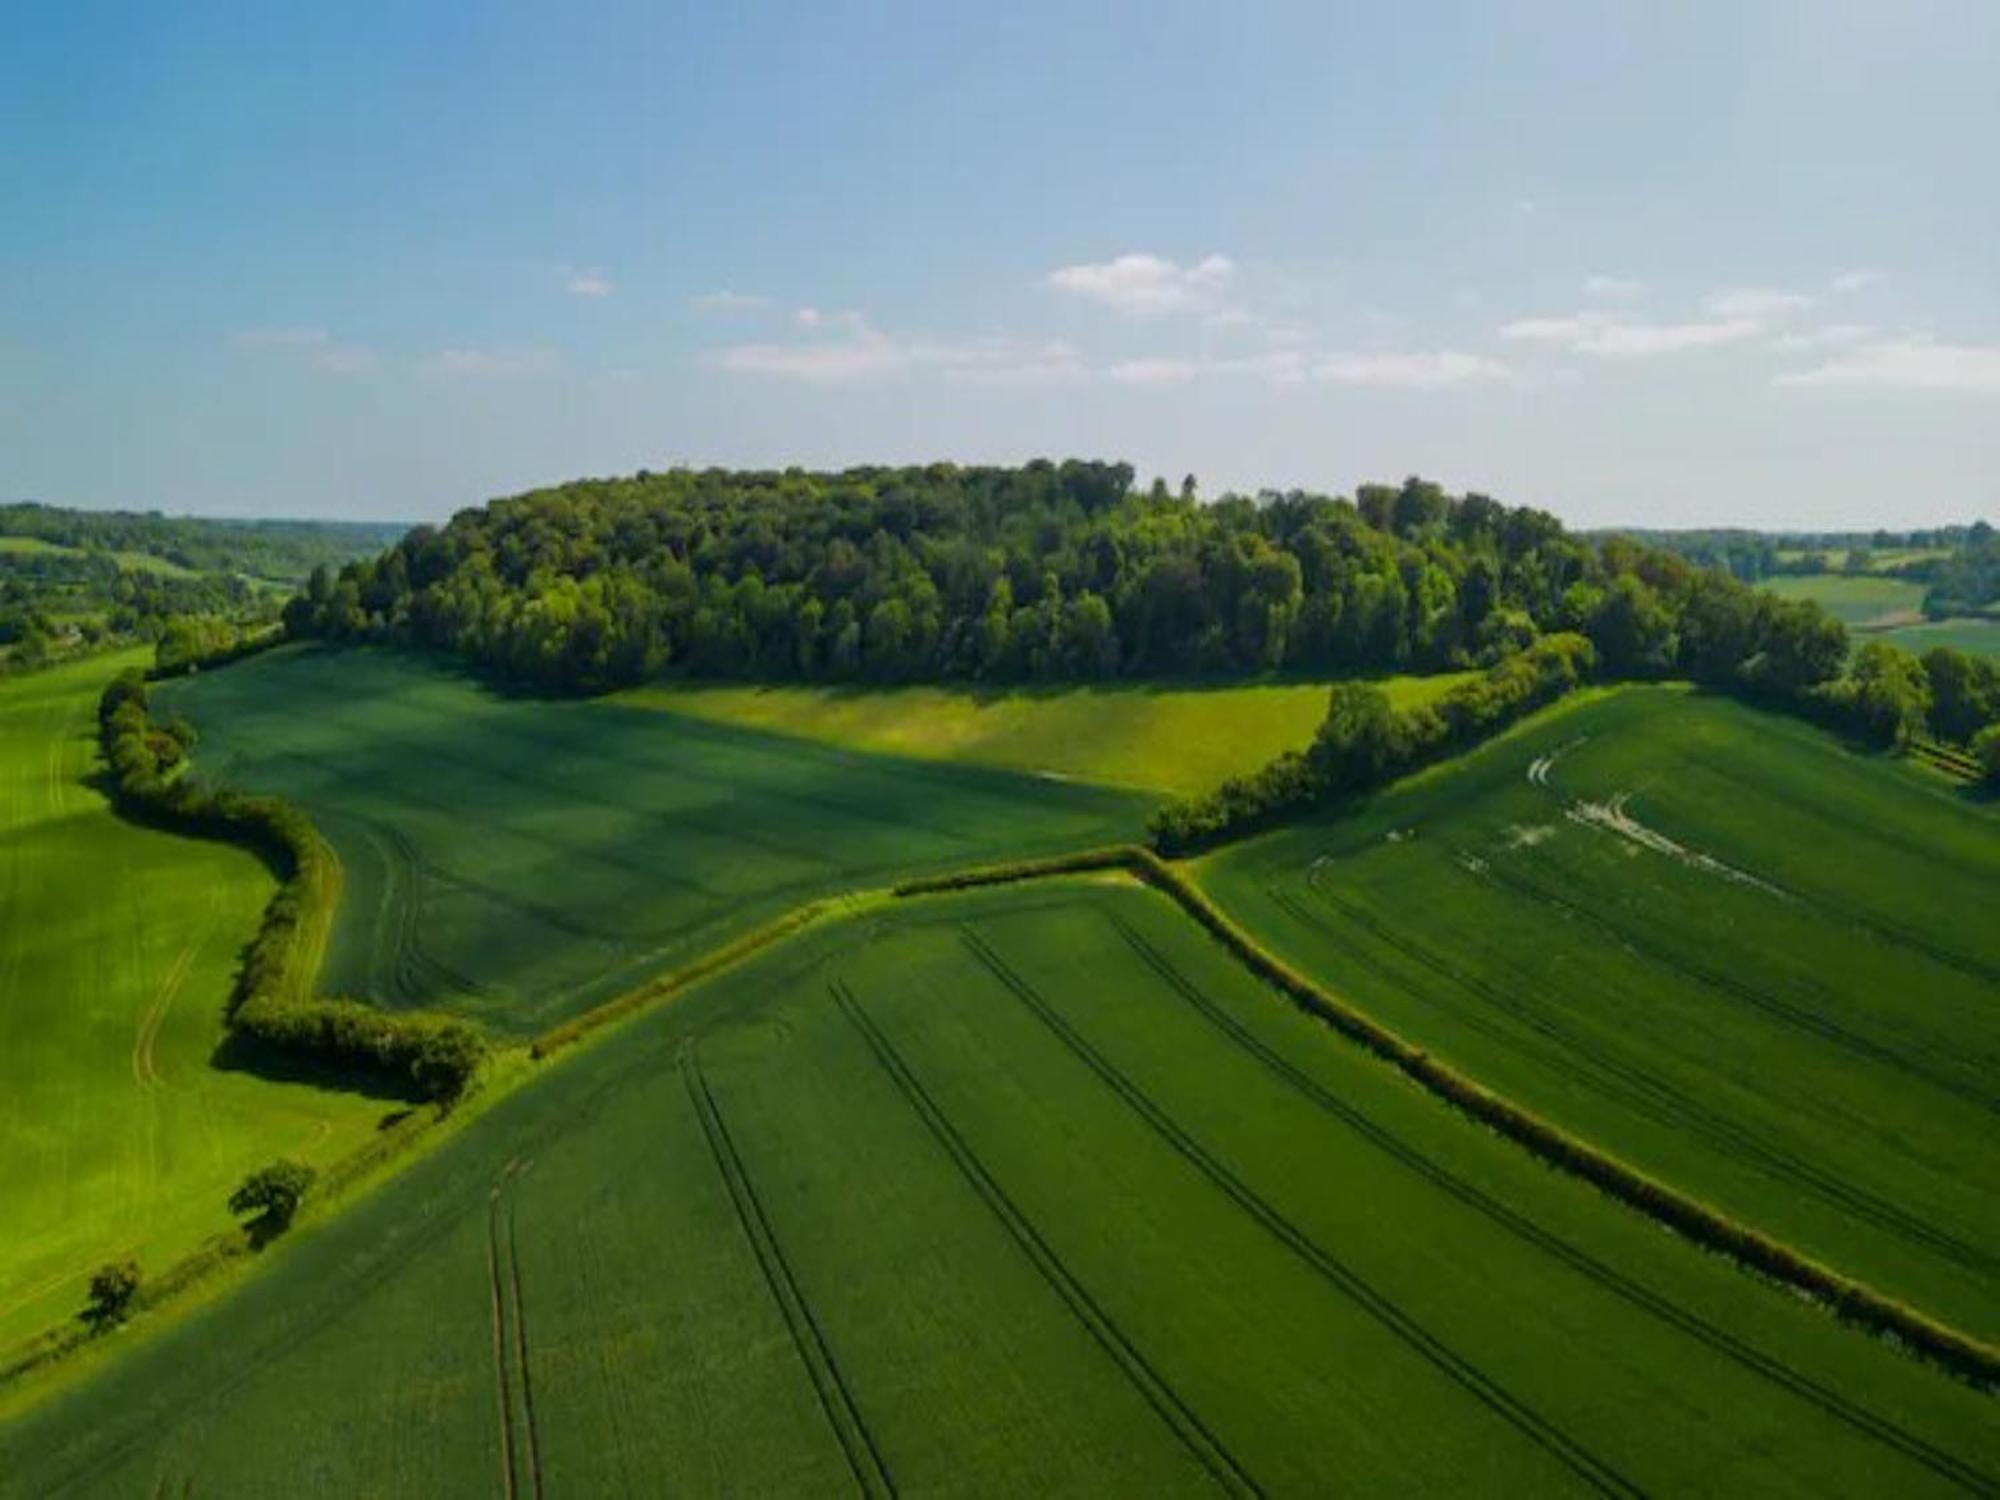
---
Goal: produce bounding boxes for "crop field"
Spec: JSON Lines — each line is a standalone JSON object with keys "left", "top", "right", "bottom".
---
{"left": 4, "top": 879, "right": 1992, "bottom": 1497}
{"left": 162, "top": 646, "right": 1149, "bottom": 1033}
{"left": 0, "top": 654, "right": 381, "bottom": 1352}
{"left": 1199, "top": 685, "right": 2000, "bottom": 1336}
{"left": 616, "top": 671, "right": 1476, "bottom": 798}
{"left": 1879, "top": 616, "right": 2000, "bottom": 662}
{"left": 1762, "top": 572, "right": 1928, "bottom": 627}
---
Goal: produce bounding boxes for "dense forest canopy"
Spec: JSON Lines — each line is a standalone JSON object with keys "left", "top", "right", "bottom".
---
{"left": 284, "top": 461, "right": 1856, "bottom": 699}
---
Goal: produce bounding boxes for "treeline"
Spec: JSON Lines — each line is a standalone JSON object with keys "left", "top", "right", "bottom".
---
{"left": 1920, "top": 524, "right": 2000, "bottom": 619}
{"left": 1, "top": 502, "right": 405, "bottom": 582}
{"left": 1152, "top": 634, "right": 1598, "bottom": 852}
{"left": 96, "top": 673, "right": 485, "bottom": 1102}
{"left": 1623, "top": 524, "right": 1983, "bottom": 584}
{"left": 284, "top": 462, "right": 1841, "bottom": 694}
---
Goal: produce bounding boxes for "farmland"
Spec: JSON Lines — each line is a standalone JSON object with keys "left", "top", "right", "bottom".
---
{"left": 1198, "top": 685, "right": 2000, "bottom": 1335}
{"left": 161, "top": 645, "right": 1149, "bottom": 1033}
{"left": 1762, "top": 572, "right": 1928, "bottom": 627}
{"left": 619, "top": 671, "right": 1476, "bottom": 798}
{"left": 4, "top": 879, "right": 1993, "bottom": 1496}
{"left": 0, "top": 653, "right": 381, "bottom": 1352}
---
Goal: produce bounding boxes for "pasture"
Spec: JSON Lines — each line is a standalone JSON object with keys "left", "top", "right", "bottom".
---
{"left": 1762, "top": 572, "right": 1927, "bottom": 627}
{"left": 162, "top": 646, "right": 1149, "bottom": 1033}
{"left": 1199, "top": 685, "right": 2000, "bottom": 1336}
{"left": 4, "top": 880, "right": 1991, "bottom": 1496}
{"left": 617, "top": 671, "right": 1475, "bottom": 798}
{"left": 1879, "top": 615, "right": 2000, "bottom": 662}
{"left": 0, "top": 653, "right": 380, "bottom": 1353}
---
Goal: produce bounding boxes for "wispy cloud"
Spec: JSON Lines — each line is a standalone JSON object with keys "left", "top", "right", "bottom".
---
{"left": 718, "top": 317, "right": 1083, "bottom": 385}
{"left": 1108, "top": 347, "right": 1501, "bottom": 389}
{"left": 1776, "top": 338, "right": 2000, "bottom": 394}
{"left": 1047, "top": 252, "right": 1235, "bottom": 315}
{"left": 1765, "top": 323, "right": 1874, "bottom": 353}
{"left": 566, "top": 270, "right": 613, "bottom": 298}
{"left": 1703, "top": 287, "right": 1812, "bottom": 321}
{"left": 1830, "top": 269, "right": 1885, "bottom": 295}
{"left": 692, "top": 289, "right": 776, "bottom": 313}
{"left": 1583, "top": 275, "right": 1645, "bottom": 299}
{"left": 420, "top": 346, "right": 562, "bottom": 380}
{"left": 1501, "top": 311, "right": 1763, "bottom": 356}
{"left": 232, "top": 325, "right": 375, "bottom": 374}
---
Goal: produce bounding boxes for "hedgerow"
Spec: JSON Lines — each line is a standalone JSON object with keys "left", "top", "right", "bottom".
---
{"left": 96, "top": 670, "right": 485, "bottom": 1103}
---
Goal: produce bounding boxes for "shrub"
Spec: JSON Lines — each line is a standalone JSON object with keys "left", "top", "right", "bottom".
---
{"left": 229, "top": 1159, "right": 317, "bottom": 1231}
{"left": 1974, "top": 723, "right": 2000, "bottom": 783}
{"left": 85, "top": 1260, "right": 141, "bottom": 1326}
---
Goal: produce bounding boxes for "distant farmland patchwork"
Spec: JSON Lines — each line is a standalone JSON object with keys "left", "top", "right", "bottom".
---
{"left": 1762, "top": 572, "right": 2000, "bottom": 659}
{"left": 1200, "top": 685, "right": 2000, "bottom": 1336}
{"left": 163, "top": 646, "right": 1149, "bottom": 1033}
{"left": 5, "top": 882, "right": 1993, "bottom": 1497}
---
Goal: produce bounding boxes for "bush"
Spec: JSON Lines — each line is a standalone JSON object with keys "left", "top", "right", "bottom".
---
{"left": 229, "top": 1159, "right": 317, "bottom": 1231}
{"left": 1974, "top": 723, "right": 2000, "bottom": 783}
{"left": 85, "top": 1260, "right": 141, "bottom": 1326}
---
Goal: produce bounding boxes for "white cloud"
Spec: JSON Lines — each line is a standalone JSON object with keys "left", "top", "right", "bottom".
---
{"left": 233, "top": 326, "right": 329, "bottom": 348}
{"left": 232, "top": 326, "right": 373, "bottom": 374}
{"left": 1108, "top": 358, "right": 1206, "bottom": 385}
{"left": 566, "top": 271, "right": 612, "bottom": 298}
{"left": 1046, "top": 252, "right": 1235, "bottom": 315}
{"left": 691, "top": 289, "right": 775, "bottom": 313}
{"left": 1501, "top": 310, "right": 1762, "bottom": 357}
{"left": 1776, "top": 338, "right": 2000, "bottom": 394}
{"left": 718, "top": 318, "right": 1083, "bottom": 385}
{"left": 1107, "top": 347, "right": 1498, "bottom": 389}
{"left": 1312, "top": 349, "right": 1508, "bottom": 387}
{"left": 420, "top": 346, "right": 562, "bottom": 380}
{"left": 1703, "top": 286, "right": 1812, "bottom": 321}
{"left": 1830, "top": 269, "right": 1885, "bottom": 295}
{"left": 1765, "top": 323, "right": 1875, "bottom": 353}
{"left": 1584, "top": 275, "right": 1645, "bottom": 299}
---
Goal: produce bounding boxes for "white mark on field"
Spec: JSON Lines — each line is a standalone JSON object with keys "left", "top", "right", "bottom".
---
{"left": 1565, "top": 791, "right": 1786, "bottom": 896}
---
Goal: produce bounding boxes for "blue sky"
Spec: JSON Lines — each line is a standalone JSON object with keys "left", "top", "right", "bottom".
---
{"left": 3, "top": 1, "right": 1995, "bottom": 527}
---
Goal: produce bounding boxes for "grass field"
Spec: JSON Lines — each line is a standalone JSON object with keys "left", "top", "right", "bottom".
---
{"left": 3, "top": 879, "right": 1991, "bottom": 1497}
{"left": 1878, "top": 616, "right": 2000, "bottom": 662}
{"left": 616, "top": 671, "right": 1477, "bottom": 798}
{"left": 0, "top": 653, "right": 382, "bottom": 1352}
{"left": 1198, "top": 685, "right": 2000, "bottom": 1337}
{"left": 162, "top": 645, "right": 1150, "bottom": 1033}
{"left": 1762, "top": 572, "right": 1928, "bottom": 627}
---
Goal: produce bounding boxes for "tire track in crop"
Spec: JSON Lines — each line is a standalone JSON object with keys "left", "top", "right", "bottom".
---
{"left": 958, "top": 928, "right": 1645, "bottom": 1500}
{"left": 683, "top": 1053, "right": 895, "bottom": 1499}
{"left": 828, "top": 979, "right": 1262, "bottom": 1499}
{"left": 499, "top": 1163, "right": 546, "bottom": 1500}
{"left": 485, "top": 1187, "right": 521, "bottom": 1500}
{"left": 1109, "top": 912, "right": 1998, "bottom": 1496}
{"left": 1289, "top": 877, "right": 1999, "bottom": 1280}
{"left": 129, "top": 937, "right": 200, "bottom": 1090}
{"left": 1490, "top": 855, "right": 1998, "bottom": 1117}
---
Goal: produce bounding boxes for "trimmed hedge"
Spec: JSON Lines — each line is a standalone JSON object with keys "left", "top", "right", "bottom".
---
{"left": 96, "top": 670, "right": 485, "bottom": 1102}
{"left": 1151, "top": 633, "right": 1598, "bottom": 854}
{"left": 890, "top": 846, "right": 1140, "bottom": 897}
{"left": 1123, "top": 848, "right": 2000, "bottom": 1387}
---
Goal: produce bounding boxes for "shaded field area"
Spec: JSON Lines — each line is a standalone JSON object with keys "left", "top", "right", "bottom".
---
{"left": 1199, "top": 685, "right": 2000, "bottom": 1336}
{"left": 4, "top": 880, "right": 1992, "bottom": 1497}
{"left": 1877, "top": 616, "right": 2000, "bottom": 662}
{"left": 163, "top": 646, "right": 1148, "bottom": 1034}
{"left": 0, "top": 654, "right": 381, "bottom": 1352}
{"left": 616, "top": 671, "right": 1475, "bottom": 798}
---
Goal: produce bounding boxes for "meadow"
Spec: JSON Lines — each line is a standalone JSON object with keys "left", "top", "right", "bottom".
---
{"left": 4, "top": 880, "right": 1991, "bottom": 1497}
{"left": 618, "top": 671, "right": 1476, "bottom": 798}
{"left": 0, "top": 653, "right": 381, "bottom": 1352}
{"left": 1761, "top": 572, "right": 1927, "bottom": 627}
{"left": 1198, "top": 685, "right": 2000, "bottom": 1336}
{"left": 162, "top": 645, "right": 1149, "bottom": 1034}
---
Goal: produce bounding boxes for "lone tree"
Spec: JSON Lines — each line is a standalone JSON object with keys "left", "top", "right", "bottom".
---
{"left": 86, "top": 1259, "right": 141, "bottom": 1327}
{"left": 230, "top": 1159, "right": 317, "bottom": 1233}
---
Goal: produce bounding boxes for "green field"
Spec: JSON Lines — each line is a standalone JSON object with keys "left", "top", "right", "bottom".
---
{"left": 1762, "top": 572, "right": 1928, "bottom": 627}
{"left": 1198, "top": 685, "right": 2000, "bottom": 1336}
{"left": 1878, "top": 616, "right": 2000, "bottom": 662}
{"left": 4, "top": 879, "right": 1991, "bottom": 1496}
{"left": 162, "top": 646, "right": 1150, "bottom": 1033}
{"left": 0, "top": 654, "right": 381, "bottom": 1352}
{"left": 616, "top": 671, "right": 1476, "bottom": 798}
